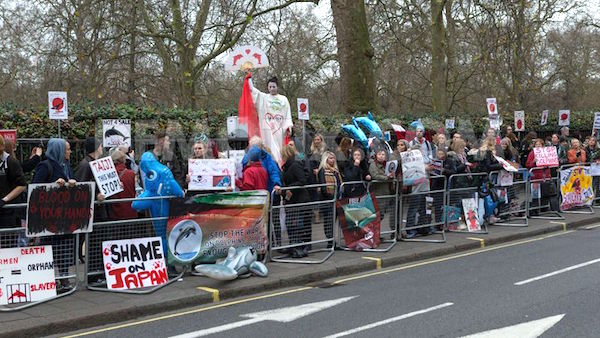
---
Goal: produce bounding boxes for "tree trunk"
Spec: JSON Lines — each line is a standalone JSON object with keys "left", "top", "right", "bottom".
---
{"left": 330, "top": 0, "right": 376, "bottom": 113}
{"left": 431, "top": 0, "right": 448, "bottom": 115}
{"left": 128, "top": 1, "right": 138, "bottom": 103}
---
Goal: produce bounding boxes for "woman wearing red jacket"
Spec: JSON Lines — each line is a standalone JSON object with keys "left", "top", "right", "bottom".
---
{"left": 109, "top": 150, "right": 138, "bottom": 220}
{"left": 526, "top": 139, "right": 558, "bottom": 213}
{"left": 236, "top": 146, "right": 268, "bottom": 191}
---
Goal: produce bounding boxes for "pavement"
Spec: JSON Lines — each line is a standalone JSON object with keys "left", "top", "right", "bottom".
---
{"left": 2, "top": 210, "right": 599, "bottom": 338}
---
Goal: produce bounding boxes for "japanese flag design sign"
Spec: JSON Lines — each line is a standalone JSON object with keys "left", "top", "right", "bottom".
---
{"left": 297, "top": 98, "right": 309, "bottom": 121}
{"left": 486, "top": 98, "right": 498, "bottom": 116}
{"left": 541, "top": 110, "right": 549, "bottom": 126}
{"left": 558, "top": 109, "right": 570, "bottom": 126}
{"left": 48, "top": 91, "right": 68, "bottom": 120}
{"left": 514, "top": 111, "right": 525, "bottom": 132}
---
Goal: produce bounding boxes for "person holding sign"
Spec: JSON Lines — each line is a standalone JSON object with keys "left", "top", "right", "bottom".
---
{"left": 75, "top": 137, "right": 106, "bottom": 204}
{"left": 369, "top": 148, "right": 395, "bottom": 220}
{"left": 585, "top": 137, "right": 600, "bottom": 163}
{"left": 108, "top": 150, "right": 138, "bottom": 220}
{"left": 0, "top": 135, "right": 27, "bottom": 228}
{"left": 234, "top": 146, "right": 267, "bottom": 191}
{"left": 567, "top": 139, "right": 586, "bottom": 164}
{"left": 247, "top": 75, "right": 293, "bottom": 165}
{"left": 526, "top": 139, "right": 558, "bottom": 213}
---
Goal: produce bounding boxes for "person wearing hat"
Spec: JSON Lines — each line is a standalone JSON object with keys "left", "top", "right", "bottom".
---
{"left": 235, "top": 146, "right": 268, "bottom": 191}
{"left": 408, "top": 123, "right": 434, "bottom": 164}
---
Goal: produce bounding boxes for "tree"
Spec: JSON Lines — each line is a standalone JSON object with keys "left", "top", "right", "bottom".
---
{"left": 331, "top": 0, "right": 376, "bottom": 113}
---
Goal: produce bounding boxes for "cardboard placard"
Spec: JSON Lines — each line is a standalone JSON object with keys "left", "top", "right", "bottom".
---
{"left": 187, "top": 159, "right": 235, "bottom": 191}
{"left": 26, "top": 182, "right": 95, "bottom": 237}
{"left": 89, "top": 156, "right": 124, "bottom": 198}
{"left": 102, "top": 237, "right": 168, "bottom": 290}
{"left": 533, "top": 147, "right": 559, "bottom": 167}
{"left": 48, "top": 91, "right": 68, "bottom": 120}
{"left": 102, "top": 119, "right": 131, "bottom": 148}
{"left": 0, "top": 246, "right": 56, "bottom": 305}
{"left": 462, "top": 198, "right": 481, "bottom": 232}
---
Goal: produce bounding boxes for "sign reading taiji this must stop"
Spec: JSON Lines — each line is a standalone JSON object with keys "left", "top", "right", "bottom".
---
{"left": 89, "top": 156, "right": 124, "bottom": 198}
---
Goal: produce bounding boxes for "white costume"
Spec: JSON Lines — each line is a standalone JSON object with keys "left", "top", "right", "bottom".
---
{"left": 249, "top": 80, "right": 292, "bottom": 164}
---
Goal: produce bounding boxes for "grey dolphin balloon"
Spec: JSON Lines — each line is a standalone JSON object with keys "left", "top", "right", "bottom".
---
{"left": 194, "top": 246, "right": 268, "bottom": 281}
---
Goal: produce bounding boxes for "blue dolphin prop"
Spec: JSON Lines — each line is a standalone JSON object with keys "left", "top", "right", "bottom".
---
{"left": 132, "top": 151, "right": 185, "bottom": 252}
{"left": 341, "top": 123, "right": 369, "bottom": 150}
{"left": 354, "top": 112, "right": 383, "bottom": 140}
{"left": 410, "top": 119, "right": 424, "bottom": 130}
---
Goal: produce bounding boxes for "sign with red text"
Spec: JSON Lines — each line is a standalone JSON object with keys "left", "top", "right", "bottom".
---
{"left": 0, "top": 130, "right": 16, "bottom": 144}
{"left": 0, "top": 246, "right": 56, "bottom": 305}
{"left": 297, "top": 98, "right": 309, "bottom": 120}
{"left": 26, "top": 182, "right": 94, "bottom": 237}
{"left": 514, "top": 111, "right": 525, "bottom": 132}
{"left": 48, "top": 91, "right": 68, "bottom": 120}
{"left": 533, "top": 147, "right": 559, "bottom": 167}
{"left": 102, "top": 237, "right": 168, "bottom": 290}
{"left": 541, "top": 110, "right": 549, "bottom": 126}
{"left": 89, "top": 156, "right": 123, "bottom": 198}
{"left": 558, "top": 109, "right": 570, "bottom": 126}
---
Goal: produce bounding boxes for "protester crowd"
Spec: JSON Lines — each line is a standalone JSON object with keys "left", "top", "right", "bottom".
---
{"left": 2, "top": 122, "right": 600, "bottom": 288}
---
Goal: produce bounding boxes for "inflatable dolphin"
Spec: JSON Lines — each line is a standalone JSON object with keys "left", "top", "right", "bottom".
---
{"left": 132, "top": 151, "right": 185, "bottom": 251}
{"left": 341, "top": 123, "right": 369, "bottom": 150}
{"left": 354, "top": 112, "right": 383, "bottom": 140}
{"left": 195, "top": 246, "right": 268, "bottom": 281}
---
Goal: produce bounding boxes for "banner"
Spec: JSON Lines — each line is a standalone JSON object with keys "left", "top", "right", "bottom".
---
{"left": 590, "top": 163, "right": 600, "bottom": 176}
{"left": 26, "top": 182, "right": 94, "bottom": 237}
{"left": 0, "top": 129, "right": 16, "bottom": 144}
{"left": 400, "top": 150, "right": 427, "bottom": 186}
{"left": 48, "top": 91, "right": 68, "bottom": 120}
{"left": 102, "top": 237, "right": 168, "bottom": 290}
{"left": 168, "top": 191, "right": 269, "bottom": 264}
{"left": 102, "top": 119, "right": 131, "bottom": 148}
{"left": 533, "top": 147, "right": 559, "bottom": 167}
{"left": 558, "top": 109, "right": 570, "bottom": 126}
{"left": 89, "top": 156, "right": 124, "bottom": 198}
{"left": 188, "top": 159, "right": 235, "bottom": 191}
{"left": 560, "top": 166, "right": 594, "bottom": 210}
{"left": 297, "top": 98, "right": 309, "bottom": 120}
{"left": 0, "top": 246, "right": 56, "bottom": 305}
{"left": 514, "top": 111, "right": 525, "bottom": 132}
{"left": 336, "top": 193, "right": 381, "bottom": 251}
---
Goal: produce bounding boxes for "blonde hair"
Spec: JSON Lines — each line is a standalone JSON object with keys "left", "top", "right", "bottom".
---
{"left": 451, "top": 139, "right": 466, "bottom": 153}
{"left": 111, "top": 150, "right": 126, "bottom": 164}
{"left": 310, "top": 133, "right": 326, "bottom": 155}
{"left": 280, "top": 144, "right": 297, "bottom": 163}
{"left": 249, "top": 136, "right": 263, "bottom": 147}
{"left": 318, "top": 151, "right": 338, "bottom": 172}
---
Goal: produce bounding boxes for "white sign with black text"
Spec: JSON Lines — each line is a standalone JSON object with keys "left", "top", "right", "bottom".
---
{"left": 0, "top": 246, "right": 56, "bottom": 305}
{"left": 89, "top": 156, "right": 124, "bottom": 198}
{"left": 102, "top": 119, "right": 131, "bottom": 148}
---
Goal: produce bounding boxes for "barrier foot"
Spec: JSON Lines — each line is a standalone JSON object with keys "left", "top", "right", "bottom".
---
{"left": 400, "top": 230, "right": 446, "bottom": 243}
{"left": 269, "top": 247, "right": 335, "bottom": 264}
{"left": 561, "top": 205, "right": 595, "bottom": 215}
{"left": 492, "top": 216, "right": 528, "bottom": 227}
{"left": 529, "top": 210, "right": 565, "bottom": 220}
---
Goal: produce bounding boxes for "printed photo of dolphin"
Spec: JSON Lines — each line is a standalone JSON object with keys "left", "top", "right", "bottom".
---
{"left": 174, "top": 225, "right": 197, "bottom": 256}
{"left": 104, "top": 126, "right": 129, "bottom": 143}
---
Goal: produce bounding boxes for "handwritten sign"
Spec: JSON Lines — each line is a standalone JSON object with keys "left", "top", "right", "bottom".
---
{"left": 188, "top": 159, "right": 235, "bottom": 191}
{"left": 26, "top": 182, "right": 94, "bottom": 237}
{"left": 89, "top": 156, "right": 124, "bottom": 198}
{"left": 0, "top": 246, "right": 56, "bottom": 305}
{"left": 533, "top": 147, "right": 559, "bottom": 167}
{"left": 102, "top": 119, "right": 131, "bottom": 148}
{"left": 102, "top": 237, "right": 168, "bottom": 290}
{"left": 48, "top": 91, "right": 68, "bottom": 120}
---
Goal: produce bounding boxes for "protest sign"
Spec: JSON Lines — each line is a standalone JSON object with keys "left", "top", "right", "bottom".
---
{"left": 489, "top": 116, "right": 500, "bottom": 130}
{"left": 541, "top": 110, "right": 549, "bottom": 126}
{"left": 593, "top": 112, "right": 600, "bottom": 131}
{"left": 102, "top": 119, "right": 131, "bottom": 147}
{"left": 224, "top": 45, "right": 269, "bottom": 71}
{"left": 558, "top": 109, "right": 570, "bottom": 126}
{"left": 533, "top": 147, "right": 559, "bottom": 167}
{"left": 443, "top": 205, "right": 463, "bottom": 231}
{"left": 514, "top": 111, "right": 525, "bottom": 132}
{"left": 385, "top": 160, "right": 398, "bottom": 176}
{"left": 590, "top": 163, "right": 600, "bottom": 176}
{"left": 297, "top": 98, "right": 309, "bottom": 121}
{"left": 0, "top": 129, "right": 16, "bottom": 144}
{"left": 431, "top": 159, "right": 443, "bottom": 175}
{"left": 337, "top": 193, "right": 381, "bottom": 251}
{"left": 187, "top": 159, "right": 235, "bottom": 191}
{"left": 168, "top": 191, "right": 269, "bottom": 264}
{"left": 89, "top": 156, "right": 124, "bottom": 198}
{"left": 498, "top": 170, "right": 513, "bottom": 186}
{"left": 102, "top": 237, "right": 168, "bottom": 290}
{"left": 494, "top": 156, "right": 518, "bottom": 172}
{"left": 0, "top": 246, "right": 56, "bottom": 305}
{"left": 228, "top": 150, "right": 246, "bottom": 179}
{"left": 400, "top": 150, "right": 427, "bottom": 186}
{"left": 26, "top": 182, "right": 94, "bottom": 237}
{"left": 462, "top": 198, "right": 481, "bottom": 232}
{"left": 560, "top": 166, "right": 594, "bottom": 210}
{"left": 445, "top": 119, "right": 455, "bottom": 129}
{"left": 48, "top": 91, "right": 68, "bottom": 120}
{"left": 486, "top": 98, "right": 497, "bottom": 116}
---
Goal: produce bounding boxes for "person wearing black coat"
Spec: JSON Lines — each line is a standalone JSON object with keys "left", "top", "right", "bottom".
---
{"left": 280, "top": 145, "right": 311, "bottom": 258}
{"left": 342, "top": 148, "right": 371, "bottom": 198}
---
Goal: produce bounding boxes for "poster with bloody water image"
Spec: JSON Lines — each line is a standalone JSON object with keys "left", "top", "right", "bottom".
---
{"left": 336, "top": 193, "right": 381, "bottom": 251}
{"left": 461, "top": 198, "right": 481, "bottom": 232}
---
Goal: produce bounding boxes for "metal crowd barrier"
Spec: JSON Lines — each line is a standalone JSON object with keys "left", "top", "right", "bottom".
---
{"left": 400, "top": 175, "right": 446, "bottom": 243}
{"left": 558, "top": 163, "right": 595, "bottom": 214}
{"left": 592, "top": 162, "right": 600, "bottom": 209}
{"left": 446, "top": 172, "right": 489, "bottom": 234}
{"left": 86, "top": 196, "right": 184, "bottom": 294}
{"left": 0, "top": 204, "right": 79, "bottom": 311}
{"left": 488, "top": 169, "right": 529, "bottom": 227}
{"left": 363, "top": 179, "right": 399, "bottom": 251}
{"left": 270, "top": 183, "right": 336, "bottom": 263}
{"left": 528, "top": 166, "right": 564, "bottom": 220}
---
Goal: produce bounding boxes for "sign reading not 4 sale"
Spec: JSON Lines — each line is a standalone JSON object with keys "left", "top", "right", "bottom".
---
{"left": 0, "top": 246, "right": 56, "bottom": 305}
{"left": 89, "top": 156, "right": 123, "bottom": 198}
{"left": 102, "top": 237, "right": 168, "bottom": 290}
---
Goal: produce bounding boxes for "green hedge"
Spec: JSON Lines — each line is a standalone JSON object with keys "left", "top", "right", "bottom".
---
{"left": 1, "top": 103, "right": 598, "bottom": 139}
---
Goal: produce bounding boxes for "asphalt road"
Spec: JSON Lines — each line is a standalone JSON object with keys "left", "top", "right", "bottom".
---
{"left": 58, "top": 227, "right": 600, "bottom": 338}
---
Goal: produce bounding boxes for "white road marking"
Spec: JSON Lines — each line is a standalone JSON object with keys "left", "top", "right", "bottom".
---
{"left": 321, "top": 302, "right": 453, "bottom": 338}
{"left": 169, "top": 296, "right": 356, "bottom": 338}
{"left": 515, "top": 257, "right": 600, "bottom": 285}
{"left": 460, "top": 314, "right": 565, "bottom": 338}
